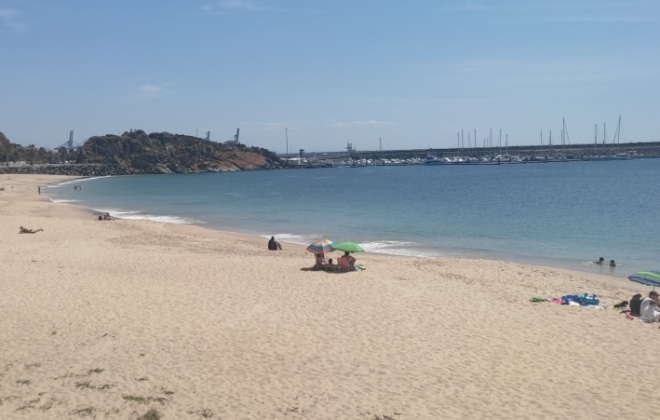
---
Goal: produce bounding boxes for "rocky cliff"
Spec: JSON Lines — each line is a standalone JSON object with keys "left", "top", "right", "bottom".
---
{"left": 77, "top": 130, "right": 282, "bottom": 174}
{"left": 0, "top": 130, "right": 283, "bottom": 175}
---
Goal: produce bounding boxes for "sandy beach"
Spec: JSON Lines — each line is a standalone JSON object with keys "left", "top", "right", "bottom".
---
{"left": 1, "top": 174, "right": 659, "bottom": 419}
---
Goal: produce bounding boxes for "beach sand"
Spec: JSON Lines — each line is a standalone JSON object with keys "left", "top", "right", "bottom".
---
{"left": 1, "top": 174, "right": 658, "bottom": 419}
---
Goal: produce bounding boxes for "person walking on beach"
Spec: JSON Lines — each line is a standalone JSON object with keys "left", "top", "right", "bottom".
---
{"left": 268, "top": 236, "right": 282, "bottom": 250}
{"left": 37, "top": 185, "right": 40, "bottom": 195}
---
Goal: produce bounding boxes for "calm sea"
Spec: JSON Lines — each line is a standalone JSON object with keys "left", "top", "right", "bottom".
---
{"left": 46, "top": 159, "right": 660, "bottom": 278}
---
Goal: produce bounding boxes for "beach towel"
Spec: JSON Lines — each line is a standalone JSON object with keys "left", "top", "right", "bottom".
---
{"left": 578, "top": 293, "right": 599, "bottom": 306}
{"left": 561, "top": 295, "right": 581, "bottom": 305}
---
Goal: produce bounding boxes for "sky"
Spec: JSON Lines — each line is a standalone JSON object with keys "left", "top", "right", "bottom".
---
{"left": 1, "top": 1, "right": 659, "bottom": 154}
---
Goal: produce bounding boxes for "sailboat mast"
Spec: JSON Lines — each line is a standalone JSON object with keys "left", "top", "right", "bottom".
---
{"left": 615, "top": 115, "right": 622, "bottom": 143}
{"left": 594, "top": 124, "right": 598, "bottom": 147}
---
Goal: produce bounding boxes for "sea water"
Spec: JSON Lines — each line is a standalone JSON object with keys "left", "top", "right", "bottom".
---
{"left": 46, "top": 158, "right": 660, "bottom": 278}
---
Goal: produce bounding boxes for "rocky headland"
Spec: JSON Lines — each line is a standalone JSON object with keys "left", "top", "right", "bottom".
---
{"left": 0, "top": 130, "right": 283, "bottom": 176}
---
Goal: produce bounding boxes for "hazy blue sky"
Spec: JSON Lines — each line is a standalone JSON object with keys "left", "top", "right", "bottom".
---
{"left": 1, "top": 0, "right": 659, "bottom": 153}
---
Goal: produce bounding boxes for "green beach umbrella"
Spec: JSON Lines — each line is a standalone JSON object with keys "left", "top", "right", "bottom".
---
{"left": 332, "top": 242, "right": 364, "bottom": 253}
{"left": 629, "top": 271, "right": 660, "bottom": 290}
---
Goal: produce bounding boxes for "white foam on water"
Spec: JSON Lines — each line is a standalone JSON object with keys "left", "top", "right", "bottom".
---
{"left": 89, "top": 207, "right": 193, "bottom": 224}
{"left": 261, "top": 233, "right": 311, "bottom": 246}
{"left": 360, "top": 240, "right": 420, "bottom": 255}
{"left": 114, "top": 213, "right": 191, "bottom": 224}
{"left": 78, "top": 175, "right": 113, "bottom": 182}
{"left": 50, "top": 176, "right": 113, "bottom": 188}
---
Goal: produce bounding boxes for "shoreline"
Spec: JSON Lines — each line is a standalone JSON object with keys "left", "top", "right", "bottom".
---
{"left": 46, "top": 174, "right": 631, "bottom": 282}
{"left": 2, "top": 173, "right": 659, "bottom": 419}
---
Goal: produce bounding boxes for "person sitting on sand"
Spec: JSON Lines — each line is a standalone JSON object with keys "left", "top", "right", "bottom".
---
{"left": 314, "top": 253, "right": 325, "bottom": 270}
{"left": 268, "top": 236, "right": 282, "bottom": 251}
{"left": 19, "top": 226, "right": 44, "bottom": 234}
{"left": 325, "top": 258, "right": 338, "bottom": 272}
{"left": 640, "top": 291, "right": 660, "bottom": 323}
{"left": 341, "top": 251, "right": 356, "bottom": 271}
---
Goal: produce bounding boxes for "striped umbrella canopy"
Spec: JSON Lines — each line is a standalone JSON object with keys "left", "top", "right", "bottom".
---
{"left": 628, "top": 271, "right": 660, "bottom": 290}
{"left": 306, "top": 239, "right": 335, "bottom": 253}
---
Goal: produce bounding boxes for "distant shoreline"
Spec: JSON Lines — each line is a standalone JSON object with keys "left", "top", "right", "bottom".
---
{"left": 42, "top": 172, "right": 632, "bottom": 283}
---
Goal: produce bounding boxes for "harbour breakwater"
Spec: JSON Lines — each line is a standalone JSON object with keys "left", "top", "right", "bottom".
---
{"left": 296, "top": 141, "right": 660, "bottom": 164}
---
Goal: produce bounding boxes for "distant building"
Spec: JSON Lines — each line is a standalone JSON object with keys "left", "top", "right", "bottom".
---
{"left": 286, "top": 157, "right": 306, "bottom": 165}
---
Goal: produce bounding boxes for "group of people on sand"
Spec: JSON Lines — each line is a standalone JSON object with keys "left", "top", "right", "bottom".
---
{"left": 267, "top": 236, "right": 359, "bottom": 272}
{"left": 624, "top": 290, "right": 660, "bottom": 324}
{"left": 615, "top": 291, "right": 660, "bottom": 326}
{"left": 97, "top": 212, "right": 113, "bottom": 221}
{"left": 314, "top": 251, "right": 356, "bottom": 272}
{"left": 595, "top": 257, "right": 616, "bottom": 267}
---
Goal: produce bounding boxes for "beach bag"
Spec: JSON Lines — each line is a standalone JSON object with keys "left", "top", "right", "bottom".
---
{"left": 578, "top": 293, "right": 599, "bottom": 306}
{"left": 630, "top": 294, "right": 643, "bottom": 316}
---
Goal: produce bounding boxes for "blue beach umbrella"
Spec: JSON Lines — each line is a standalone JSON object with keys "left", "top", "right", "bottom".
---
{"left": 628, "top": 271, "right": 660, "bottom": 290}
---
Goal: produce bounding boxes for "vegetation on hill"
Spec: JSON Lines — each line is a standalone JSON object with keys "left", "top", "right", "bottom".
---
{"left": 0, "top": 130, "right": 283, "bottom": 174}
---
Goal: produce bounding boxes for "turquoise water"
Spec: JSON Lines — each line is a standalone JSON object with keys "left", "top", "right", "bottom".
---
{"left": 46, "top": 159, "right": 660, "bottom": 278}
